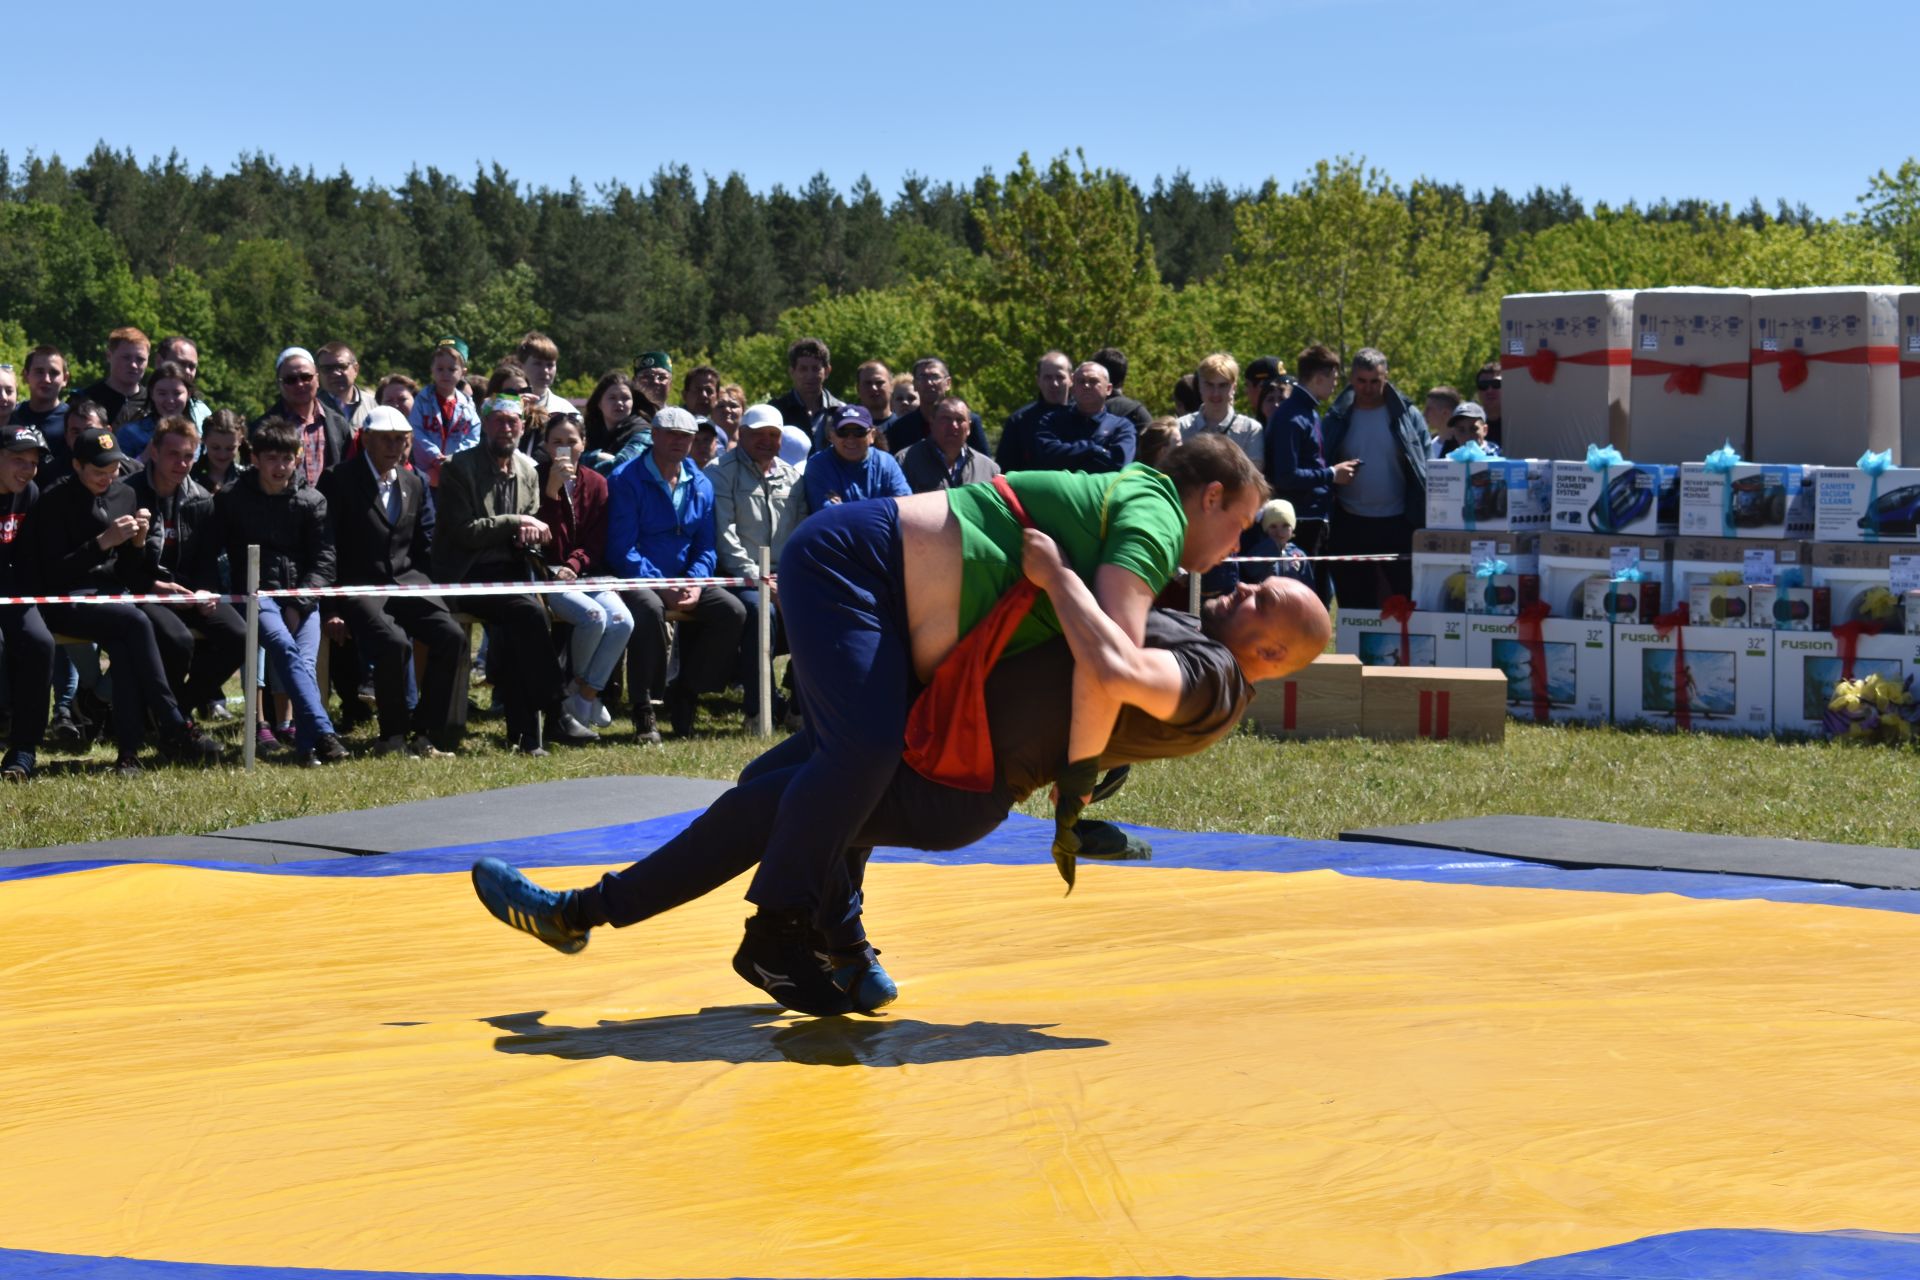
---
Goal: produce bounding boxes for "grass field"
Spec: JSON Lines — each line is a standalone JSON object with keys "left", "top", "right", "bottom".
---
{"left": 5, "top": 689, "right": 1917, "bottom": 853}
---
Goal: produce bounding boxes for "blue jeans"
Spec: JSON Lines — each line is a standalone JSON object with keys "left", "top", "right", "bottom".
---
{"left": 546, "top": 588, "right": 634, "bottom": 693}
{"left": 743, "top": 499, "right": 915, "bottom": 935}
{"left": 258, "top": 597, "right": 335, "bottom": 750}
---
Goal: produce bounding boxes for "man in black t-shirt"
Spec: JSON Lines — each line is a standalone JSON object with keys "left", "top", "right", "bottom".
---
{"left": 473, "top": 570, "right": 1330, "bottom": 1013}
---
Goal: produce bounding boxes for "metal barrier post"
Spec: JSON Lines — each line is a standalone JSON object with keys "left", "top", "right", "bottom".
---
{"left": 1188, "top": 571, "right": 1202, "bottom": 618}
{"left": 756, "top": 548, "right": 773, "bottom": 737}
{"left": 242, "top": 545, "right": 260, "bottom": 771}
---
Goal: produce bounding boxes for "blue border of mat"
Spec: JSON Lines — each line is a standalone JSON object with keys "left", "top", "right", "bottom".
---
{"left": 5, "top": 809, "right": 1920, "bottom": 918}
{"left": 2, "top": 1228, "right": 1916, "bottom": 1279}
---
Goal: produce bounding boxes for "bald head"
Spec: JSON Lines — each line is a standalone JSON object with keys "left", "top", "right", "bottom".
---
{"left": 1202, "top": 576, "right": 1331, "bottom": 684}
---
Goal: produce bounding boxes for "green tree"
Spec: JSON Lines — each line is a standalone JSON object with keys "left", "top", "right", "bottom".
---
{"left": 421, "top": 262, "right": 552, "bottom": 373}
{"left": 1858, "top": 159, "right": 1920, "bottom": 282}
{"left": 208, "top": 238, "right": 318, "bottom": 412}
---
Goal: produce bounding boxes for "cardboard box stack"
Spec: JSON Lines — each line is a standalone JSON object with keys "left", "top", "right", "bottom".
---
{"left": 1901, "top": 289, "right": 1920, "bottom": 461}
{"left": 1500, "top": 291, "right": 1635, "bottom": 461}
{"left": 1678, "top": 461, "right": 1814, "bottom": 539}
{"left": 1536, "top": 531, "right": 1672, "bottom": 621}
{"left": 1750, "top": 287, "right": 1902, "bottom": 465}
{"left": 1628, "top": 288, "right": 1753, "bottom": 463}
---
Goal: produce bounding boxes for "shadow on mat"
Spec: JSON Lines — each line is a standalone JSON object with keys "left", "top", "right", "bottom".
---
{"left": 482, "top": 1006, "right": 1107, "bottom": 1067}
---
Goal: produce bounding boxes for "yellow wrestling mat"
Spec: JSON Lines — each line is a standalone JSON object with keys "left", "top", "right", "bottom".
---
{"left": 3, "top": 831, "right": 1920, "bottom": 1280}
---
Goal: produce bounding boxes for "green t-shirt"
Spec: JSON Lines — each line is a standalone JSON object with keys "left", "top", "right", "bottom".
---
{"left": 944, "top": 465, "right": 1187, "bottom": 656}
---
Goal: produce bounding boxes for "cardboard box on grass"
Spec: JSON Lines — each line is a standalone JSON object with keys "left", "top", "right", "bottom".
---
{"left": 1335, "top": 608, "right": 1467, "bottom": 668}
{"left": 1409, "top": 530, "right": 1537, "bottom": 613}
{"left": 1425, "top": 456, "right": 1551, "bottom": 533}
{"left": 1771, "top": 629, "right": 1920, "bottom": 735}
{"left": 1500, "top": 290, "right": 1634, "bottom": 460}
{"left": 1808, "top": 542, "right": 1920, "bottom": 628}
{"left": 1537, "top": 531, "right": 1673, "bottom": 619}
{"left": 1901, "top": 289, "right": 1920, "bottom": 461}
{"left": 1670, "top": 536, "right": 1808, "bottom": 610}
{"left": 1465, "top": 615, "right": 1612, "bottom": 724}
{"left": 1611, "top": 621, "right": 1773, "bottom": 734}
{"left": 1358, "top": 666, "right": 1507, "bottom": 742}
{"left": 1750, "top": 287, "right": 1901, "bottom": 465}
{"left": 1678, "top": 462, "right": 1814, "bottom": 539}
{"left": 1811, "top": 465, "right": 1920, "bottom": 543}
{"left": 1549, "top": 458, "right": 1678, "bottom": 536}
{"left": 1247, "top": 654, "right": 1362, "bottom": 740}
{"left": 1628, "top": 288, "right": 1753, "bottom": 463}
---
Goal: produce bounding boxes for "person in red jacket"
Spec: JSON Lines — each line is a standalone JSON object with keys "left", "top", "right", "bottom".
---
{"left": 537, "top": 412, "right": 632, "bottom": 734}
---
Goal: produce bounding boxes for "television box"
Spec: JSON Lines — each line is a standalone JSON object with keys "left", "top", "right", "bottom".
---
{"left": 1549, "top": 461, "right": 1678, "bottom": 536}
{"left": 1409, "top": 530, "right": 1537, "bottom": 614}
{"left": 1425, "top": 456, "right": 1551, "bottom": 532}
{"left": 1247, "top": 655, "right": 1363, "bottom": 740}
{"left": 1671, "top": 536, "right": 1808, "bottom": 608}
{"left": 1335, "top": 609, "right": 1467, "bottom": 668}
{"left": 1583, "top": 576, "right": 1663, "bottom": 623}
{"left": 1807, "top": 542, "right": 1920, "bottom": 627}
{"left": 1901, "top": 289, "right": 1920, "bottom": 461}
{"left": 1611, "top": 622, "right": 1774, "bottom": 734}
{"left": 1750, "top": 287, "right": 1901, "bottom": 466}
{"left": 1465, "top": 615, "right": 1612, "bottom": 724}
{"left": 1688, "top": 583, "right": 1757, "bottom": 627}
{"left": 1771, "top": 629, "right": 1920, "bottom": 735}
{"left": 1909, "top": 591, "right": 1920, "bottom": 636}
{"left": 1747, "top": 584, "right": 1830, "bottom": 632}
{"left": 1678, "top": 463, "right": 1814, "bottom": 539}
{"left": 1537, "top": 531, "right": 1673, "bottom": 619}
{"left": 1500, "top": 290, "right": 1634, "bottom": 460}
{"left": 1628, "top": 288, "right": 1753, "bottom": 463}
{"left": 1358, "top": 666, "right": 1507, "bottom": 742}
{"left": 1810, "top": 465, "right": 1920, "bottom": 543}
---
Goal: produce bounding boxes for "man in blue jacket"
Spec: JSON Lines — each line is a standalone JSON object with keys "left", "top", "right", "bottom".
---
{"left": 1263, "top": 343, "right": 1354, "bottom": 604}
{"left": 1317, "top": 347, "right": 1427, "bottom": 609}
{"left": 608, "top": 406, "right": 747, "bottom": 738}
{"left": 1028, "top": 362, "right": 1137, "bottom": 473}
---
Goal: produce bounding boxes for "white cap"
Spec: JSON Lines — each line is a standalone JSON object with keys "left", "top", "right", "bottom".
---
{"left": 740, "top": 404, "right": 785, "bottom": 432}
{"left": 275, "top": 346, "right": 315, "bottom": 371}
{"left": 362, "top": 405, "right": 411, "bottom": 434}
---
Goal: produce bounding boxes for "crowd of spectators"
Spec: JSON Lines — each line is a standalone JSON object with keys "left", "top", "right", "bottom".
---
{"left": 0, "top": 323, "right": 1495, "bottom": 779}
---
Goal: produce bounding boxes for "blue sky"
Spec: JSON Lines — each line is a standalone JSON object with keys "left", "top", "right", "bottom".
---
{"left": 14, "top": 0, "right": 1911, "bottom": 219}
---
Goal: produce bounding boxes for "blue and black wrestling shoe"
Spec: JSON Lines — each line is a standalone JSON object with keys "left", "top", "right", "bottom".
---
{"left": 733, "top": 910, "right": 861, "bottom": 1016}
{"left": 471, "top": 857, "right": 591, "bottom": 955}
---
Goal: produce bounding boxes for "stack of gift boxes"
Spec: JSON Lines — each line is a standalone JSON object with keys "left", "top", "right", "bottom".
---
{"left": 1325, "top": 284, "right": 1920, "bottom": 737}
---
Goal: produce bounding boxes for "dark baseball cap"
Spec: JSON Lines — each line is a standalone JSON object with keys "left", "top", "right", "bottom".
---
{"left": 1245, "top": 356, "right": 1285, "bottom": 384}
{"left": 830, "top": 404, "right": 874, "bottom": 434}
{"left": 73, "top": 428, "right": 128, "bottom": 468}
{"left": 0, "top": 424, "right": 48, "bottom": 455}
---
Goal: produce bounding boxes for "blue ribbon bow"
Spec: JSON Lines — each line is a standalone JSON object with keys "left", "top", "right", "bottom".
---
{"left": 1860, "top": 449, "right": 1893, "bottom": 542}
{"left": 1703, "top": 441, "right": 1743, "bottom": 537}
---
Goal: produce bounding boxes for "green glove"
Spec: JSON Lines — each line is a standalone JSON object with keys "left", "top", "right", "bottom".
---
{"left": 1050, "top": 757, "right": 1103, "bottom": 894}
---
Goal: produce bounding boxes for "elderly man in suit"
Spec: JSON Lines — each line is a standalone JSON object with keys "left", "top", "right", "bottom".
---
{"left": 320, "top": 405, "right": 469, "bottom": 758}
{"left": 432, "top": 395, "right": 594, "bottom": 754}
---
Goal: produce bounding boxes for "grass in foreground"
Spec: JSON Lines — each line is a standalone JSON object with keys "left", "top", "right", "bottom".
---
{"left": 4, "top": 689, "right": 1917, "bottom": 853}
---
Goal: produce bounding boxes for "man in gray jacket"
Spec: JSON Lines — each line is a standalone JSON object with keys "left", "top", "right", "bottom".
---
{"left": 896, "top": 396, "right": 1001, "bottom": 494}
{"left": 1318, "top": 347, "right": 1427, "bottom": 609}
{"left": 706, "top": 408, "right": 807, "bottom": 726}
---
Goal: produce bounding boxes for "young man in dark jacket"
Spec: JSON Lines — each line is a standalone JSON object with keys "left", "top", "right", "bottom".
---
{"left": 1263, "top": 343, "right": 1354, "bottom": 604}
{"left": 0, "top": 424, "right": 57, "bottom": 778}
{"left": 34, "top": 428, "right": 225, "bottom": 773}
{"left": 217, "top": 417, "right": 347, "bottom": 766}
{"left": 1317, "top": 347, "right": 1428, "bottom": 609}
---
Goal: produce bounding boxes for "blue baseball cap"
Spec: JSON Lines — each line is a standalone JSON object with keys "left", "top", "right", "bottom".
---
{"left": 831, "top": 405, "right": 874, "bottom": 433}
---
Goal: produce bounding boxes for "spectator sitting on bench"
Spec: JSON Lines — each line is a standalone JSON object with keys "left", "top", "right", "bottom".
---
{"left": 536, "top": 411, "right": 632, "bottom": 736}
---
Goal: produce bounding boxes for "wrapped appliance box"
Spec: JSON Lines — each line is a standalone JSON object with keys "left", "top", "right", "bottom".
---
{"left": 1582, "top": 576, "right": 1663, "bottom": 623}
{"left": 1549, "top": 459, "right": 1679, "bottom": 536}
{"left": 1750, "top": 287, "right": 1901, "bottom": 465}
{"left": 1811, "top": 465, "right": 1920, "bottom": 543}
{"left": 1808, "top": 542, "right": 1920, "bottom": 628}
{"left": 1465, "top": 615, "right": 1612, "bottom": 724}
{"left": 1612, "top": 621, "right": 1774, "bottom": 734}
{"left": 1670, "top": 536, "right": 1809, "bottom": 609}
{"left": 1747, "top": 584, "right": 1830, "bottom": 632}
{"left": 1247, "top": 655, "right": 1363, "bottom": 740}
{"left": 1425, "top": 456, "right": 1552, "bottom": 532}
{"left": 1771, "top": 630, "right": 1920, "bottom": 735}
{"left": 1358, "top": 667, "right": 1507, "bottom": 742}
{"left": 1408, "top": 530, "right": 1537, "bottom": 614}
{"left": 1499, "top": 290, "right": 1634, "bottom": 460}
{"left": 1678, "top": 462, "right": 1814, "bottom": 539}
{"left": 1537, "top": 531, "right": 1673, "bottom": 619}
{"left": 1628, "top": 288, "right": 1754, "bottom": 463}
{"left": 1335, "top": 609, "right": 1467, "bottom": 668}
{"left": 1688, "top": 583, "right": 1756, "bottom": 627}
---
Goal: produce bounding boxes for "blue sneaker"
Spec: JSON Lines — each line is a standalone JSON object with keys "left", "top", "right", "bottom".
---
{"left": 471, "top": 858, "right": 590, "bottom": 955}
{"left": 830, "top": 946, "right": 899, "bottom": 1014}
{"left": 732, "top": 912, "right": 853, "bottom": 1016}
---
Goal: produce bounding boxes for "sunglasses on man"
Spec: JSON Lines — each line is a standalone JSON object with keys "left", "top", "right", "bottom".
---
{"left": 1477, "top": 377, "right": 1501, "bottom": 390}
{"left": 834, "top": 425, "right": 872, "bottom": 439}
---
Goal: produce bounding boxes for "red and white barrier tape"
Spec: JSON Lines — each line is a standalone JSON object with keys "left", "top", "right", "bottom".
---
{"left": 0, "top": 575, "right": 762, "bottom": 607}
{"left": 1223, "top": 553, "right": 1405, "bottom": 563}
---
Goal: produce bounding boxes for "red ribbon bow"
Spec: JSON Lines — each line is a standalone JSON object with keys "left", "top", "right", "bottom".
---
{"left": 1514, "top": 601, "right": 1555, "bottom": 724}
{"left": 1751, "top": 345, "right": 1896, "bottom": 394}
{"left": 1831, "top": 619, "right": 1885, "bottom": 682}
{"left": 1630, "top": 358, "right": 1750, "bottom": 396}
{"left": 1501, "top": 347, "right": 1630, "bottom": 386}
{"left": 1652, "top": 606, "right": 1693, "bottom": 731}
{"left": 1380, "top": 595, "right": 1416, "bottom": 668}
